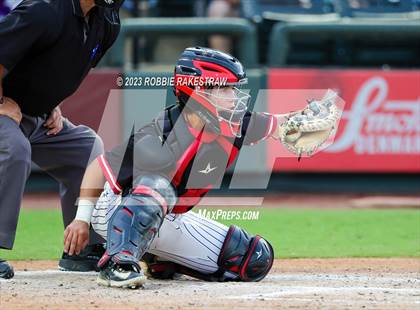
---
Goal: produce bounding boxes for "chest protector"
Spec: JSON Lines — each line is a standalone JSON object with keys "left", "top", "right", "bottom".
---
{"left": 154, "top": 104, "right": 240, "bottom": 213}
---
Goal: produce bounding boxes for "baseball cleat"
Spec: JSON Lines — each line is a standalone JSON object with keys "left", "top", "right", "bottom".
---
{"left": 0, "top": 258, "right": 14, "bottom": 279}
{"left": 59, "top": 244, "right": 105, "bottom": 272}
{"left": 97, "top": 263, "right": 146, "bottom": 289}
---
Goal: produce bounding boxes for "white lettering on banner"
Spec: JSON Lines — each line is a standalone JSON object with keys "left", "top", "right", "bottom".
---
{"left": 327, "top": 77, "right": 420, "bottom": 154}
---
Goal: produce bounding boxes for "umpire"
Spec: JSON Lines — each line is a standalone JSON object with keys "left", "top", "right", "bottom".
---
{"left": 0, "top": 0, "right": 124, "bottom": 279}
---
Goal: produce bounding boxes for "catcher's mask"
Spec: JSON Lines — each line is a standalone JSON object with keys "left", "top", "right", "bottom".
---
{"left": 174, "top": 47, "right": 251, "bottom": 138}
{"left": 94, "top": 0, "right": 123, "bottom": 9}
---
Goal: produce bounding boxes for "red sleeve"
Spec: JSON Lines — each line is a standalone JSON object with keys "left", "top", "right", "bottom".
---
{"left": 96, "top": 133, "right": 135, "bottom": 194}
{"left": 97, "top": 154, "right": 123, "bottom": 194}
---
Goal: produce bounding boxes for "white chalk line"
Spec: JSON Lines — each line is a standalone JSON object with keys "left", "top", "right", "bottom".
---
{"left": 2, "top": 270, "right": 420, "bottom": 302}
{"left": 0, "top": 269, "right": 98, "bottom": 278}
{"left": 225, "top": 286, "right": 420, "bottom": 300}
{"left": 267, "top": 274, "right": 420, "bottom": 284}
{"left": 7, "top": 271, "right": 418, "bottom": 281}
{"left": 1, "top": 270, "right": 418, "bottom": 284}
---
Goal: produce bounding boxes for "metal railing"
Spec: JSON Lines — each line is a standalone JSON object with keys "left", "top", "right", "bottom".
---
{"left": 268, "top": 21, "right": 420, "bottom": 67}
{"left": 107, "top": 17, "right": 258, "bottom": 68}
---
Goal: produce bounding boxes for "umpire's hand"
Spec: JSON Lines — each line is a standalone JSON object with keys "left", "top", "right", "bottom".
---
{"left": 64, "top": 220, "right": 89, "bottom": 256}
{"left": 44, "top": 106, "right": 64, "bottom": 135}
{"left": 0, "top": 97, "right": 22, "bottom": 124}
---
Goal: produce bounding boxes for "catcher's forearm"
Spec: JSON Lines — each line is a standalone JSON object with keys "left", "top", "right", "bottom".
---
{"left": 76, "top": 159, "right": 105, "bottom": 223}
{"left": 80, "top": 158, "right": 105, "bottom": 199}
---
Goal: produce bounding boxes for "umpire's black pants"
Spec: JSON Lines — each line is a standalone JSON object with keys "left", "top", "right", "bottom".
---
{"left": 0, "top": 114, "right": 104, "bottom": 250}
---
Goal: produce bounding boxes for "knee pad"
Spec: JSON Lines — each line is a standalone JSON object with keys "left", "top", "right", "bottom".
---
{"left": 98, "top": 174, "right": 177, "bottom": 270}
{"left": 218, "top": 225, "right": 274, "bottom": 282}
{"left": 144, "top": 225, "right": 274, "bottom": 282}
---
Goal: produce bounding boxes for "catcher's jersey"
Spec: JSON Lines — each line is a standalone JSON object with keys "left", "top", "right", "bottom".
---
{"left": 97, "top": 104, "right": 276, "bottom": 213}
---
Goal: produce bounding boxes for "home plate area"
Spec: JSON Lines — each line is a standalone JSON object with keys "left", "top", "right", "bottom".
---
{"left": 0, "top": 259, "right": 419, "bottom": 309}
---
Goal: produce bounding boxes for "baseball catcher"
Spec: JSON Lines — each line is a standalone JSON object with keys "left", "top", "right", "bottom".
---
{"left": 64, "top": 47, "right": 340, "bottom": 288}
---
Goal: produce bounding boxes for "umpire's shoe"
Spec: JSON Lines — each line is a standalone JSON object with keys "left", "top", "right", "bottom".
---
{"left": 0, "top": 258, "right": 14, "bottom": 279}
{"left": 59, "top": 244, "right": 105, "bottom": 272}
{"left": 97, "top": 262, "right": 146, "bottom": 289}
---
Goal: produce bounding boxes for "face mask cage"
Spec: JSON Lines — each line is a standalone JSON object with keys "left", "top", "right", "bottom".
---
{"left": 195, "top": 84, "right": 251, "bottom": 138}
{"left": 94, "top": 0, "right": 121, "bottom": 8}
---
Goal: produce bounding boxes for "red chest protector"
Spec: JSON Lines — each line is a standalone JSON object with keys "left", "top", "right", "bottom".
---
{"left": 156, "top": 105, "right": 240, "bottom": 213}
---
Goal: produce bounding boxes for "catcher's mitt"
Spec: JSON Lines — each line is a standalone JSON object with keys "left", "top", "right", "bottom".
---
{"left": 278, "top": 91, "right": 341, "bottom": 158}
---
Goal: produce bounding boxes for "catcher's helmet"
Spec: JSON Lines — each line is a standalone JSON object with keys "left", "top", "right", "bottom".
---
{"left": 174, "top": 47, "right": 250, "bottom": 138}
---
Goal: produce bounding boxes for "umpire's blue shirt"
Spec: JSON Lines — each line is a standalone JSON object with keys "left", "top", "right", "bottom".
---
{"left": 0, "top": 0, "right": 121, "bottom": 116}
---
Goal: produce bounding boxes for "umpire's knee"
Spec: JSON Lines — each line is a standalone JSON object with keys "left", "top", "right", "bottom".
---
{"left": 78, "top": 125, "right": 104, "bottom": 165}
{"left": 3, "top": 135, "right": 31, "bottom": 173}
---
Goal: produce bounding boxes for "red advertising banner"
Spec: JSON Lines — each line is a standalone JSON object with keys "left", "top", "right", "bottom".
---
{"left": 267, "top": 69, "right": 420, "bottom": 173}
